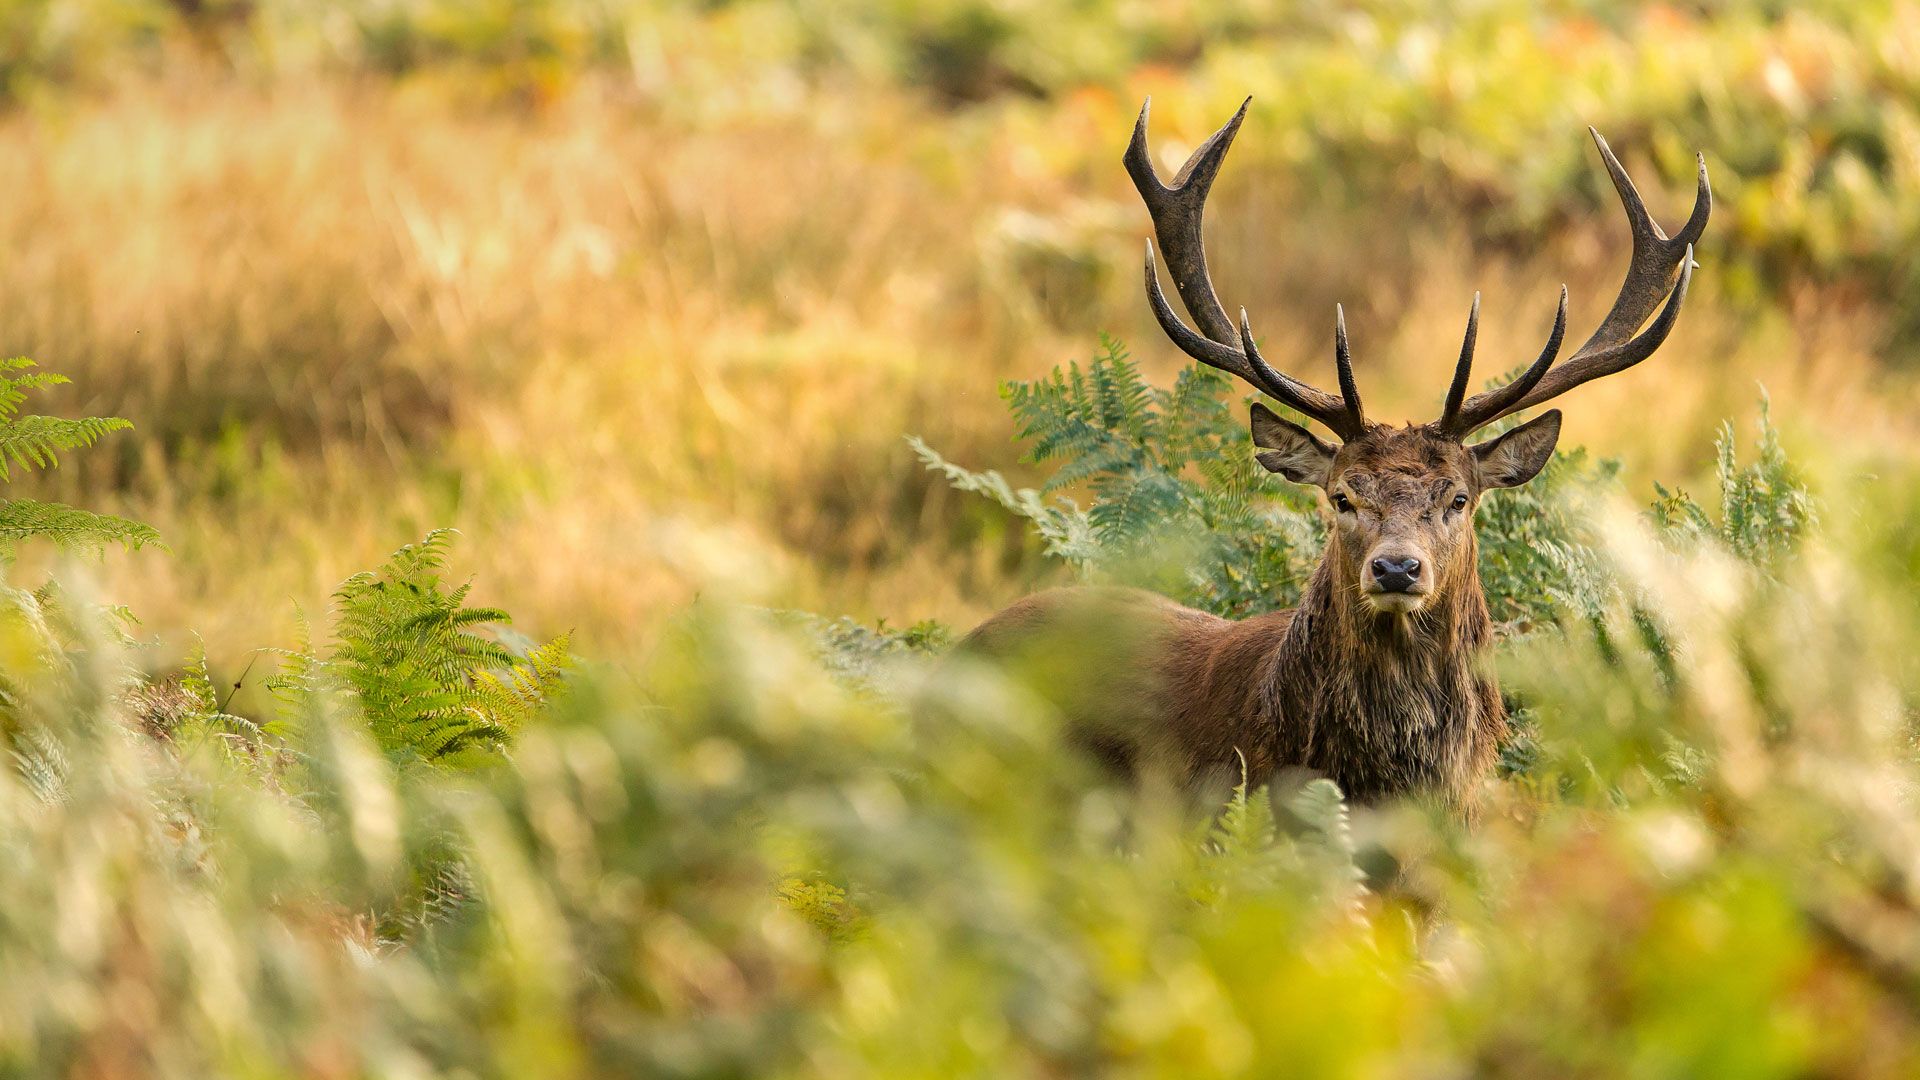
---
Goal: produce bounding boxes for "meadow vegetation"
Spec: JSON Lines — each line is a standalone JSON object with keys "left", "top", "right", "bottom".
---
{"left": 5, "top": 0, "right": 1920, "bottom": 666}
{"left": 3, "top": 1, "right": 1920, "bottom": 1074}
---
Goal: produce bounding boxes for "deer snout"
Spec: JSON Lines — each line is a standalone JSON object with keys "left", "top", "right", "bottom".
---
{"left": 1368, "top": 555, "right": 1424, "bottom": 594}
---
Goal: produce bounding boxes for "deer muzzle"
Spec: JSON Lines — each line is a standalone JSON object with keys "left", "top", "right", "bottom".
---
{"left": 1364, "top": 551, "right": 1431, "bottom": 613}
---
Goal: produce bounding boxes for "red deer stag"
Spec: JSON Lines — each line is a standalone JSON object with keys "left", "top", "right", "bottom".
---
{"left": 960, "top": 100, "right": 1710, "bottom": 812}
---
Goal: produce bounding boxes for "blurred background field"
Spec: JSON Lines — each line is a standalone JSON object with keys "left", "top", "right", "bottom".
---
{"left": 6, "top": 0, "right": 1920, "bottom": 675}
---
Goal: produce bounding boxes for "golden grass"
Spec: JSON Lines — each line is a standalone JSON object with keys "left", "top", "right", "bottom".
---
{"left": 0, "top": 76, "right": 1911, "bottom": 676}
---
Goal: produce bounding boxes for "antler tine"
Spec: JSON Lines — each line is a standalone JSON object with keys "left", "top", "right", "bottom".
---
{"left": 1333, "top": 305, "right": 1366, "bottom": 431}
{"left": 1439, "top": 292, "right": 1481, "bottom": 432}
{"left": 1442, "top": 286, "right": 1569, "bottom": 436}
{"left": 1128, "top": 97, "right": 1367, "bottom": 440}
{"left": 1236, "top": 308, "right": 1365, "bottom": 439}
{"left": 1498, "top": 252, "right": 1692, "bottom": 419}
{"left": 1140, "top": 245, "right": 1258, "bottom": 376}
{"left": 1124, "top": 96, "right": 1248, "bottom": 345}
{"left": 1145, "top": 249, "right": 1356, "bottom": 434}
{"left": 1450, "top": 130, "right": 1709, "bottom": 433}
{"left": 1569, "top": 128, "right": 1710, "bottom": 360}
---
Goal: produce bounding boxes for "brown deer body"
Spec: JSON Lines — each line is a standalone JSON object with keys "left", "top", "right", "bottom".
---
{"left": 961, "top": 100, "right": 1710, "bottom": 811}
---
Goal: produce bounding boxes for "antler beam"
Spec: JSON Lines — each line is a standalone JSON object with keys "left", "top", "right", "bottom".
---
{"left": 1127, "top": 98, "right": 1368, "bottom": 441}
{"left": 1443, "top": 129, "right": 1710, "bottom": 435}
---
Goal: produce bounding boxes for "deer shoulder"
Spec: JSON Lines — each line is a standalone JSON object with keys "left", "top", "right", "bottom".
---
{"left": 957, "top": 586, "right": 1295, "bottom": 792}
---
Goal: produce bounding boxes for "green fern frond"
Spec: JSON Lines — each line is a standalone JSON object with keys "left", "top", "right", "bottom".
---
{"left": 0, "top": 415, "right": 133, "bottom": 480}
{"left": 147, "top": 642, "right": 275, "bottom": 774}
{"left": 777, "top": 877, "right": 869, "bottom": 943}
{"left": 264, "top": 607, "right": 319, "bottom": 735}
{"left": 0, "top": 358, "right": 155, "bottom": 557}
{"left": 284, "top": 531, "right": 571, "bottom": 767}
{"left": 1209, "top": 757, "right": 1278, "bottom": 858}
{"left": 1284, "top": 778, "right": 1365, "bottom": 911}
{"left": 907, "top": 435, "right": 1098, "bottom": 566}
{"left": 915, "top": 337, "right": 1327, "bottom": 616}
{"left": 1647, "top": 390, "right": 1814, "bottom": 568}
{"left": 0, "top": 498, "right": 161, "bottom": 553}
{"left": 0, "top": 358, "right": 71, "bottom": 419}
{"left": 10, "top": 725, "right": 69, "bottom": 806}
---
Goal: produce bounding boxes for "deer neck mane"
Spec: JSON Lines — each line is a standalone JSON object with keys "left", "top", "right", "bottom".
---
{"left": 1265, "top": 532, "right": 1500, "bottom": 804}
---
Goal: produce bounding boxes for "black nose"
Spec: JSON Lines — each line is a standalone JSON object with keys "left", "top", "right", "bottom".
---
{"left": 1369, "top": 556, "right": 1422, "bottom": 593}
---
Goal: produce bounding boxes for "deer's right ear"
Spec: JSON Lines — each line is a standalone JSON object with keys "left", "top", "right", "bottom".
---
{"left": 1251, "top": 403, "right": 1336, "bottom": 487}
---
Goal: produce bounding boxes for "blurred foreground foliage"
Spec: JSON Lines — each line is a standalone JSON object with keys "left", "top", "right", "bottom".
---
{"left": 1, "top": 348, "right": 1911, "bottom": 1074}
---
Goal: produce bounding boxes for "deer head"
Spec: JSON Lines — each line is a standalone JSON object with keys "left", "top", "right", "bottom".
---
{"left": 1126, "top": 98, "right": 1708, "bottom": 617}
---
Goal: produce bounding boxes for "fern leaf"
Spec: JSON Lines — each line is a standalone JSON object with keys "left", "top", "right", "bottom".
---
{"left": 0, "top": 499, "right": 161, "bottom": 553}
{"left": 0, "top": 415, "right": 133, "bottom": 480}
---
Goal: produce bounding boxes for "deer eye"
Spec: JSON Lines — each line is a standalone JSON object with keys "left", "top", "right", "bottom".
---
{"left": 1451, "top": 492, "right": 1470, "bottom": 512}
{"left": 1332, "top": 493, "right": 1353, "bottom": 513}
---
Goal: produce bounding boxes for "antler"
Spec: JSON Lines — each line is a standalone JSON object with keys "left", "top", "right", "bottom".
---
{"left": 1440, "top": 128, "right": 1710, "bottom": 436}
{"left": 1435, "top": 287, "right": 1569, "bottom": 437}
{"left": 1126, "top": 98, "right": 1368, "bottom": 441}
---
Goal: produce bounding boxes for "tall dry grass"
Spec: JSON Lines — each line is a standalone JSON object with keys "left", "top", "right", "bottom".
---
{"left": 0, "top": 76, "right": 1911, "bottom": 673}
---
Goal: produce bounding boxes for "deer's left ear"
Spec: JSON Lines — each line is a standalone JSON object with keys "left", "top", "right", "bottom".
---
{"left": 1471, "top": 409, "right": 1562, "bottom": 489}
